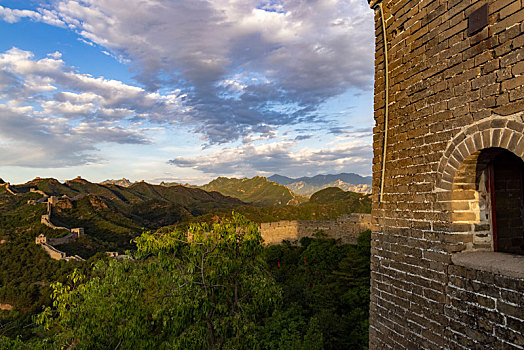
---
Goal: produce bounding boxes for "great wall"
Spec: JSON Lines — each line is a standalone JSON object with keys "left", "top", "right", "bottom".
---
{"left": 1, "top": 182, "right": 18, "bottom": 196}
{"left": 5, "top": 181, "right": 373, "bottom": 257}
{"left": 30, "top": 192, "right": 85, "bottom": 262}
{"left": 3, "top": 184, "right": 87, "bottom": 262}
{"left": 260, "top": 213, "right": 372, "bottom": 245}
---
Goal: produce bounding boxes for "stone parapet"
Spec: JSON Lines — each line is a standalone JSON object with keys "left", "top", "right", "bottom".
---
{"left": 260, "top": 213, "right": 371, "bottom": 245}
{"left": 39, "top": 242, "right": 66, "bottom": 260}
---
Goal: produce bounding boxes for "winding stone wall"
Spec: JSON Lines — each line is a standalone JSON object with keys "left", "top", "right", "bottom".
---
{"left": 34, "top": 194, "right": 85, "bottom": 262}
{"left": 368, "top": 0, "right": 524, "bottom": 348}
{"left": 2, "top": 183, "right": 17, "bottom": 196}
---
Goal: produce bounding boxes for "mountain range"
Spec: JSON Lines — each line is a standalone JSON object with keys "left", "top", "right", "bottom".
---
{"left": 101, "top": 172, "right": 372, "bottom": 200}
{"left": 268, "top": 173, "right": 372, "bottom": 196}
{"left": 3, "top": 177, "right": 244, "bottom": 254}
{"left": 0, "top": 174, "right": 371, "bottom": 320}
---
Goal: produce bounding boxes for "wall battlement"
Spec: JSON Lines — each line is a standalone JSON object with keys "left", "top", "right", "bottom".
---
{"left": 260, "top": 213, "right": 371, "bottom": 245}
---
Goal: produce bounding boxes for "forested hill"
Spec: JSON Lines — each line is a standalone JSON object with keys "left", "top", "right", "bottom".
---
{"left": 309, "top": 186, "right": 363, "bottom": 204}
{"left": 13, "top": 177, "right": 243, "bottom": 209}
{"left": 166, "top": 187, "right": 371, "bottom": 227}
{"left": 0, "top": 176, "right": 246, "bottom": 330}
{"left": 198, "top": 176, "right": 307, "bottom": 206}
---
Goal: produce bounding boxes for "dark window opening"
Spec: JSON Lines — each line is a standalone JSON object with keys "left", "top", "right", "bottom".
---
{"left": 488, "top": 151, "right": 524, "bottom": 255}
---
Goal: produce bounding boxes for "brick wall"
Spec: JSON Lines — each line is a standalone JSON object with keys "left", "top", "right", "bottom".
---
{"left": 368, "top": 0, "right": 524, "bottom": 348}
{"left": 446, "top": 262, "right": 524, "bottom": 348}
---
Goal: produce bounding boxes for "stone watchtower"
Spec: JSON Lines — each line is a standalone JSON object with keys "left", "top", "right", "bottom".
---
{"left": 368, "top": 0, "right": 524, "bottom": 348}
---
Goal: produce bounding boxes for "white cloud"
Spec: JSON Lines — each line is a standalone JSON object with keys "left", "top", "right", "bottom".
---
{"left": 0, "top": 47, "right": 188, "bottom": 167}
{"left": 47, "top": 51, "right": 62, "bottom": 59}
{"left": 0, "top": 47, "right": 186, "bottom": 121}
{"left": 0, "top": 1, "right": 375, "bottom": 176}
{"left": 0, "top": 5, "right": 65, "bottom": 27}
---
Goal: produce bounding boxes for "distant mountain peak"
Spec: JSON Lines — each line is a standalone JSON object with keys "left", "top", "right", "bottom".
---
{"left": 200, "top": 176, "right": 306, "bottom": 206}
{"left": 67, "top": 176, "right": 89, "bottom": 184}
{"left": 100, "top": 178, "right": 133, "bottom": 187}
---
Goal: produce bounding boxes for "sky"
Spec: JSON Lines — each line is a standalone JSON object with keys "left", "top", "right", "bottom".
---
{"left": 0, "top": 0, "right": 375, "bottom": 185}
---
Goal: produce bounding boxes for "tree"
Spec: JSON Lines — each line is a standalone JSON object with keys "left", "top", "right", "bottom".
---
{"left": 37, "top": 213, "right": 281, "bottom": 349}
{"left": 262, "top": 231, "right": 371, "bottom": 350}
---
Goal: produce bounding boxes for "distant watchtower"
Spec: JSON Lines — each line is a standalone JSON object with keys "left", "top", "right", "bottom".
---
{"left": 35, "top": 234, "right": 47, "bottom": 245}
{"left": 71, "top": 228, "right": 84, "bottom": 238}
{"left": 368, "top": 0, "right": 524, "bottom": 348}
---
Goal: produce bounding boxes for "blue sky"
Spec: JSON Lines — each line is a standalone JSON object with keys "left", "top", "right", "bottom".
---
{"left": 0, "top": 0, "right": 374, "bottom": 185}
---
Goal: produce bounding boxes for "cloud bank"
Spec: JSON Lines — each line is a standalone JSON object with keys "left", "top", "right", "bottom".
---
{"left": 170, "top": 139, "right": 372, "bottom": 178}
{"left": 0, "top": 47, "right": 181, "bottom": 167}
{"left": 0, "top": 1, "right": 375, "bottom": 178}
{"left": 3, "top": 0, "right": 374, "bottom": 144}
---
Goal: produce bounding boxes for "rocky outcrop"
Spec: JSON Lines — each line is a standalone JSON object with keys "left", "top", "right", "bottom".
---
{"left": 101, "top": 178, "right": 133, "bottom": 187}
{"left": 89, "top": 195, "right": 108, "bottom": 210}
{"left": 56, "top": 198, "right": 74, "bottom": 209}
{"left": 0, "top": 303, "right": 13, "bottom": 311}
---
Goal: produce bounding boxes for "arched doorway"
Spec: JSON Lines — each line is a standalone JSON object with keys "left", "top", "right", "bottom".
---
{"left": 451, "top": 147, "right": 524, "bottom": 254}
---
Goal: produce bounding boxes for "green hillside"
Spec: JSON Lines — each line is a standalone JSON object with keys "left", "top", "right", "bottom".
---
{"left": 0, "top": 188, "right": 84, "bottom": 339}
{"left": 9, "top": 178, "right": 245, "bottom": 258}
{"left": 309, "top": 186, "right": 364, "bottom": 204}
{"left": 14, "top": 177, "right": 78, "bottom": 197}
{"left": 199, "top": 176, "right": 307, "bottom": 206}
{"left": 0, "top": 177, "right": 369, "bottom": 341}
{"left": 0, "top": 177, "right": 246, "bottom": 335}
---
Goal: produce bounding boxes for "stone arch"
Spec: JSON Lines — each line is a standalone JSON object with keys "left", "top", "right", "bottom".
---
{"left": 436, "top": 115, "right": 524, "bottom": 192}
{"left": 436, "top": 114, "right": 524, "bottom": 252}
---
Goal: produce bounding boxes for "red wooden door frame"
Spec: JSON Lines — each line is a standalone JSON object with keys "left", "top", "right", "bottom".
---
{"left": 488, "top": 162, "right": 498, "bottom": 252}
